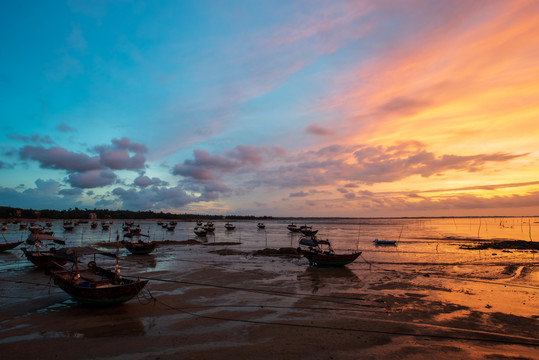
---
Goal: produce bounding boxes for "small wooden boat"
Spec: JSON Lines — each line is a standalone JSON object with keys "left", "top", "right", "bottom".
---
{"left": 287, "top": 223, "right": 301, "bottom": 232}
{"left": 224, "top": 222, "right": 236, "bottom": 230}
{"left": 300, "top": 226, "right": 318, "bottom": 236}
{"left": 194, "top": 227, "right": 208, "bottom": 237}
{"left": 129, "top": 224, "right": 141, "bottom": 234}
{"left": 121, "top": 239, "right": 157, "bottom": 255}
{"left": 297, "top": 237, "right": 361, "bottom": 266}
{"left": 51, "top": 247, "right": 148, "bottom": 306}
{"left": 373, "top": 238, "right": 397, "bottom": 246}
{"left": 204, "top": 222, "right": 215, "bottom": 232}
{"left": 63, "top": 221, "right": 75, "bottom": 231}
{"left": 21, "top": 236, "right": 67, "bottom": 268}
{"left": 101, "top": 222, "right": 111, "bottom": 230}
{"left": 0, "top": 240, "right": 23, "bottom": 252}
{"left": 257, "top": 223, "right": 266, "bottom": 229}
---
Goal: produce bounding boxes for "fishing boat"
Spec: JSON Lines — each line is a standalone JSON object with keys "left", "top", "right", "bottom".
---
{"left": 121, "top": 239, "right": 157, "bottom": 255}
{"left": 257, "top": 223, "right": 266, "bottom": 229}
{"left": 373, "top": 238, "right": 397, "bottom": 245}
{"left": 63, "top": 221, "right": 75, "bottom": 231}
{"left": 0, "top": 240, "right": 23, "bottom": 252}
{"left": 194, "top": 227, "right": 208, "bottom": 237}
{"left": 300, "top": 226, "right": 318, "bottom": 236}
{"left": 129, "top": 224, "right": 141, "bottom": 234}
{"left": 50, "top": 246, "right": 149, "bottom": 305}
{"left": 287, "top": 223, "right": 301, "bottom": 232}
{"left": 297, "top": 237, "right": 361, "bottom": 266}
{"left": 224, "top": 222, "right": 236, "bottom": 230}
{"left": 21, "top": 236, "right": 67, "bottom": 268}
{"left": 204, "top": 222, "right": 215, "bottom": 232}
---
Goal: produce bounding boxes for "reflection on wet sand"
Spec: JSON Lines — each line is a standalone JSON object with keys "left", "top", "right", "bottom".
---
{"left": 0, "top": 218, "right": 537, "bottom": 359}
{"left": 297, "top": 266, "right": 363, "bottom": 294}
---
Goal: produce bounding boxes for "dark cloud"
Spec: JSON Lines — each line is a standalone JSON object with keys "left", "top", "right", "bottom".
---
{"left": 173, "top": 145, "right": 282, "bottom": 183}
{"left": 352, "top": 144, "right": 527, "bottom": 183}
{"left": 68, "top": 170, "right": 117, "bottom": 188}
{"left": 59, "top": 188, "right": 83, "bottom": 196}
{"left": 20, "top": 145, "right": 102, "bottom": 172}
{"left": 248, "top": 141, "right": 528, "bottom": 192}
{"left": 305, "top": 124, "right": 334, "bottom": 136}
{"left": 111, "top": 137, "right": 148, "bottom": 153}
{"left": 9, "top": 133, "right": 54, "bottom": 144}
{"left": 290, "top": 191, "right": 309, "bottom": 197}
{"left": 95, "top": 137, "right": 147, "bottom": 170}
{"left": 57, "top": 123, "right": 76, "bottom": 133}
{"left": 112, "top": 185, "right": 197, "bottom": 210}
{"left": 0, "top": 179, "right": 84, "bottom": 210}
{"left": 134, "top": 175, "right": 169, "bottom": 187}
{"left": 19, "top": 138, "right": 149, "bottom": 191}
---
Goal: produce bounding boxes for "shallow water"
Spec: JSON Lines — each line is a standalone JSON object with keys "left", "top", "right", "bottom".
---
{"left": 1, "top": 217, "right": 538, "bottom": 272}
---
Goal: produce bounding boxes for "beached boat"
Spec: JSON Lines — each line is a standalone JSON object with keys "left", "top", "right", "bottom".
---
{"left": 297, "top": 237, "right": 361, "bottom": 266}
{"left": 63, "top": 221, "right": 75, "bottom": 231}
{"left": 373, "top": 238, "right": 397, "bottom": 245}
{"left": 21, "top": 236, "right": 67, "bottom": 268}
{"left": 257, "top": 223, "right": 266, "bottom": 229}
{"left": 204, "top": 222, "right": 215, "bottom": 232}
{"left": 194, "top": 227, "right": 208, "bottom": 237}
{"left": 51, "top": 247, "right": 148, "bottom": 305}
{"left": 121, "top": 238, "right": 157, "bottom": 255}
{"left": 0, "top": 240, "right": 23, "bottom": 252}
{"left": 300, "top": 226, "right": 318, "bottom": 236}
{"left": 224, "top": 222, "right": 236, "bottom": 230}
{"left": 287, "top": 223, "right": 301, "bottom": 232}
{"left": 129, "top": 224, "right": 141, "bottom": 234}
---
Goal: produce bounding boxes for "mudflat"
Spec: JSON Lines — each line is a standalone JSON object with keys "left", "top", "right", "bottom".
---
{"left": 1, "top": 241, "right": 538, "bottom": 360}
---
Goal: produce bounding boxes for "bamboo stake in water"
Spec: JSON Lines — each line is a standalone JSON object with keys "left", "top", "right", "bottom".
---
{"left": 477, "top": 218, "right": 482, "bottom": 241}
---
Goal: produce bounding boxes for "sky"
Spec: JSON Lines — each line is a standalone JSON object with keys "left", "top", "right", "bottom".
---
{"left": 1, "top": 0, "right": 539, "bottom": 217}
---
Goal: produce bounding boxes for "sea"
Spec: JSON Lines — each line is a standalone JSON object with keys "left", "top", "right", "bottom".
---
{"left": 2, "top": 217, "right": 537, "bottom": 273}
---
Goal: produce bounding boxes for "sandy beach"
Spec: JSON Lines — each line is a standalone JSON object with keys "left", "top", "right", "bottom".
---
{"left": 1, "top": 219, "right": 538, "bottom": 359}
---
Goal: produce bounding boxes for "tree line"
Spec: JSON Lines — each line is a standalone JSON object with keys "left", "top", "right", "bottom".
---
{"left": 0, "top": 206, "right": 273, "bottom": 221}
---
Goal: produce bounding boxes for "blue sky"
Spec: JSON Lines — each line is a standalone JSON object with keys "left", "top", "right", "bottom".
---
{"left": 2, "top": 1, "right": 539, "bottom": 217}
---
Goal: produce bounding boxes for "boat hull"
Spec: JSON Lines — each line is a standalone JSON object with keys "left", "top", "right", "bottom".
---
{"left": 300, "top": 251, "right": 361, "bottom": 266}
{"left": 373, "top": 240, "right": 397, "bottom": 245}
{"left": 53, "top": 273, "right": 148, "bottom": 305}
{"left": 0, "top": 241, "right": 23, "bottom": 252}
{"left": 22, "top": 248, "right": 68, "bottom": 268}
{"left": 122, "top": 241, "right": 157, "bottom": 255}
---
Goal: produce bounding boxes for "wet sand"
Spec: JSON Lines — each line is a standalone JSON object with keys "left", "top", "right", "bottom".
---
{"left": 1, "top": 240, "right": 538, "bottom": 360}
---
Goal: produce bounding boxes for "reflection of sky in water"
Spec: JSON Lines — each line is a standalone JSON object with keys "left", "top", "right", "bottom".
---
{"left": 1, "top": 218, "right": 538, "bottom": 274}
{"left": 1, "top": 218, "right": 536, "bottom": 322}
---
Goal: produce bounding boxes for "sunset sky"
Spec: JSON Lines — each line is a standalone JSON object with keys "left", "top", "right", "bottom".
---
{"left": 1, "top": 0, "right": 539, "bottom": 217}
